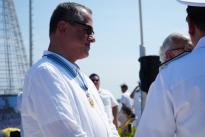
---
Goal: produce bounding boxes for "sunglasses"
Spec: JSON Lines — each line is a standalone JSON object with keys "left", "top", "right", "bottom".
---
{"left": 91, "top": 78, "right": 99, "bottom": 82}
{"left": 169, "top": 47, "right": 184, "bottom": 52}
{"left": 67, "top": 20, "right": 94, "bottom": 36}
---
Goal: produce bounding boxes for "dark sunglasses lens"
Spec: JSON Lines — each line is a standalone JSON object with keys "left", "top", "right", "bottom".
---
{"left": 86, "top": 26, "right": 94, "bottom": 35}
{"left": 69, "top": 20, "right": 94, "bottom": 35}
{"left": 91, "top": 79, "right": 99, "bottom": 82}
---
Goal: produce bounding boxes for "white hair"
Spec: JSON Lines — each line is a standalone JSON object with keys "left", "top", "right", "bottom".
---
{"left": 159, "top": 33, "right": 191, "bottom": 63}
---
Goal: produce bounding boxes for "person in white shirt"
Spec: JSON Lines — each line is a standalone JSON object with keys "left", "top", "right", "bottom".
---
{"left": 159, "top": 33, "right": 193, "bottom": 71}
{"left": 120, "top": 84, "right": 133, "bottom": 110}
{"left": 89, "top": 73, "right": 119, "bottom": 128}
{"left": 118, "top": 84, "right": 134, "bottom": 130}
{"left": 135, "top": 0, "right": 205, "bottom": 137}
{"left": 20, "top": 2, "right": 119, "bottom": 137}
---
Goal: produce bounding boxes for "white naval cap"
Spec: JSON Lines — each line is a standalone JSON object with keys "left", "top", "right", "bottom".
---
{"left": 177, "top": 0, "right": 205, "bottom": 7}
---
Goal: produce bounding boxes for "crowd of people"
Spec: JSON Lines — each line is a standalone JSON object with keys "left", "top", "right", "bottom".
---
{"left": 3, "top": 0, "right": 205, "bottom": 136}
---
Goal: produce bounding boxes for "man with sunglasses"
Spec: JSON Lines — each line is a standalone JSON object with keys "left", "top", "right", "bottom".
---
{"left": 135, "top": 0, "right": 205, "bottom": 137}
{"left": 89, "top": 73, "right": 119, "bottom": 128}
{"left": 159, "top": 33, "right": 193, "bottom": 67}
{"left": 20, "top": 2, "right": 119, "bottom": 137}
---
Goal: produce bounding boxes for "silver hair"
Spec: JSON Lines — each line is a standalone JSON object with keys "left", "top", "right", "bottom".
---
{"left": 159, "top": 33, "right": 191, "bottom": 63}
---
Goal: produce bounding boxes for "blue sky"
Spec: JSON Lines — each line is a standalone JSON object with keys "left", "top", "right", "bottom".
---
{"left": 15, "top": 0, "right": 188, "bottom": 98}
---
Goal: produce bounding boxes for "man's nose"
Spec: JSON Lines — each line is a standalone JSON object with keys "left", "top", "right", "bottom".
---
{"left": 88, "top": 35, "right": 96, "bottom": 43}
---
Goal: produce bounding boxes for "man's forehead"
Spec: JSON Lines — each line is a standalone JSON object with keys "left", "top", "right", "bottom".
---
{"left": 78, "top": 8, "right": 93, "bottom": 25}
{"left": 80, "top": 8, "right": 92, "bottom": 17}
{"left": 80, "top": 8, "right": 90, "bottom": 14}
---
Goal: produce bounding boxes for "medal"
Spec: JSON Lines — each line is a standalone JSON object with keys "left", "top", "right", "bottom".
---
{"left": 87, "top": 94, "right": 94, "bottom": 107}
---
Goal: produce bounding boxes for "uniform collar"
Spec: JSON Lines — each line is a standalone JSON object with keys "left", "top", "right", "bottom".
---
{"left": 193, "top": 36, "right": 205, "bottom": 51}
{"left": 43, "top": 50, "right": 80, "bottom": 75}
{"left": 159, "top": 51, "right": 190, "bottom": 69}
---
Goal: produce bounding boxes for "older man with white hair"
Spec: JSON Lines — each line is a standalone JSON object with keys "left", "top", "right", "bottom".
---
{"left": 159, "top": 33, "right": 193, "bottom": 64}
{"left": 135, "top": 0, "right": 205, "bottom": 137}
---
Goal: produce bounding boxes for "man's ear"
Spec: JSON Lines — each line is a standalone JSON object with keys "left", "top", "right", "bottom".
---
{"left": 188, "top": 17, "right": 195, "bottom": 35}
{"left": 57, "top": 21, "right": 67, "bottom": 34}
{"left": 165, "top": 51, "right": 172, "bottom": 60}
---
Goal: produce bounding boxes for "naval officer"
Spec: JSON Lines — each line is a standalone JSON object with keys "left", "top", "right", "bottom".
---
{"left": 135, "top": 0, "right": 205, "bottom": 137}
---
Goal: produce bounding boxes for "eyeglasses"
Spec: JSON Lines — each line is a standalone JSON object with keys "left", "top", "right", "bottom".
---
{"left": 169, "top": 47, "right": 185, "bottom": 52}
{"left": 67, "top": 20, "right": 94, "bottom": 36}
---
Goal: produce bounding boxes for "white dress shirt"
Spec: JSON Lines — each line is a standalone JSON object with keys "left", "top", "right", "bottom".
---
{"left": 135, "top": 36, "right": 205, "bottom": 137}
{"left": 99, "top": 88, "right": 118, "bottom": 122}
{"left": 120, "top": 91, "right": 133, "bottom": 109}
{"left": 21, "top": 51, "right": 119, "bottom": 137}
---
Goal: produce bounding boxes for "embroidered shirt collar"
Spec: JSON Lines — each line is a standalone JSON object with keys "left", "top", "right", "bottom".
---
{"left": 43, "top": 50, "right": 80, "bottom": 76}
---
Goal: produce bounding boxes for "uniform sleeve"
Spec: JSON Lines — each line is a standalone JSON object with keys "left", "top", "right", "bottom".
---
{"left": 28, "top": 66, "right": 87, "bottom": 137}
{"left": 135, "top": 73, "right": 176, "bottom": 137}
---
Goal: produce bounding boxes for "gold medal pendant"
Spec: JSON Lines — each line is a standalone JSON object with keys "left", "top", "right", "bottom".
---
{"left": 87, "top": 94, "right": 94, "bottom": 107}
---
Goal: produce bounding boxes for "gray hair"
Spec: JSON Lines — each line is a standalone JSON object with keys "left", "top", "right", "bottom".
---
{"left": 49, "top": 2, "right": 92, "bottom": 37}
{"left": 159, "top": 33, "right": 191, "bottom": 63}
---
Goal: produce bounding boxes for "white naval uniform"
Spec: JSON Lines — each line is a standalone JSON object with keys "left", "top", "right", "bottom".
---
{"left": 99, "top": 88, "right": 118, "bottom": 122}
{"left": 20, "top": 51, "right": 119, "bottom": 137}
{"left": 135, "top": 36, "right": 205, "bottom": 137}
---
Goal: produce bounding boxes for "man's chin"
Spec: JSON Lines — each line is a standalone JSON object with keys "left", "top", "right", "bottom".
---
{"left": 79, "top": 53, "right": 89, "bottom": 60}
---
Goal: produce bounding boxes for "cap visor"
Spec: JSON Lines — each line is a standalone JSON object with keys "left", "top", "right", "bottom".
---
{"left": 177, "top": 0, "right": 205, "bottom": 7}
